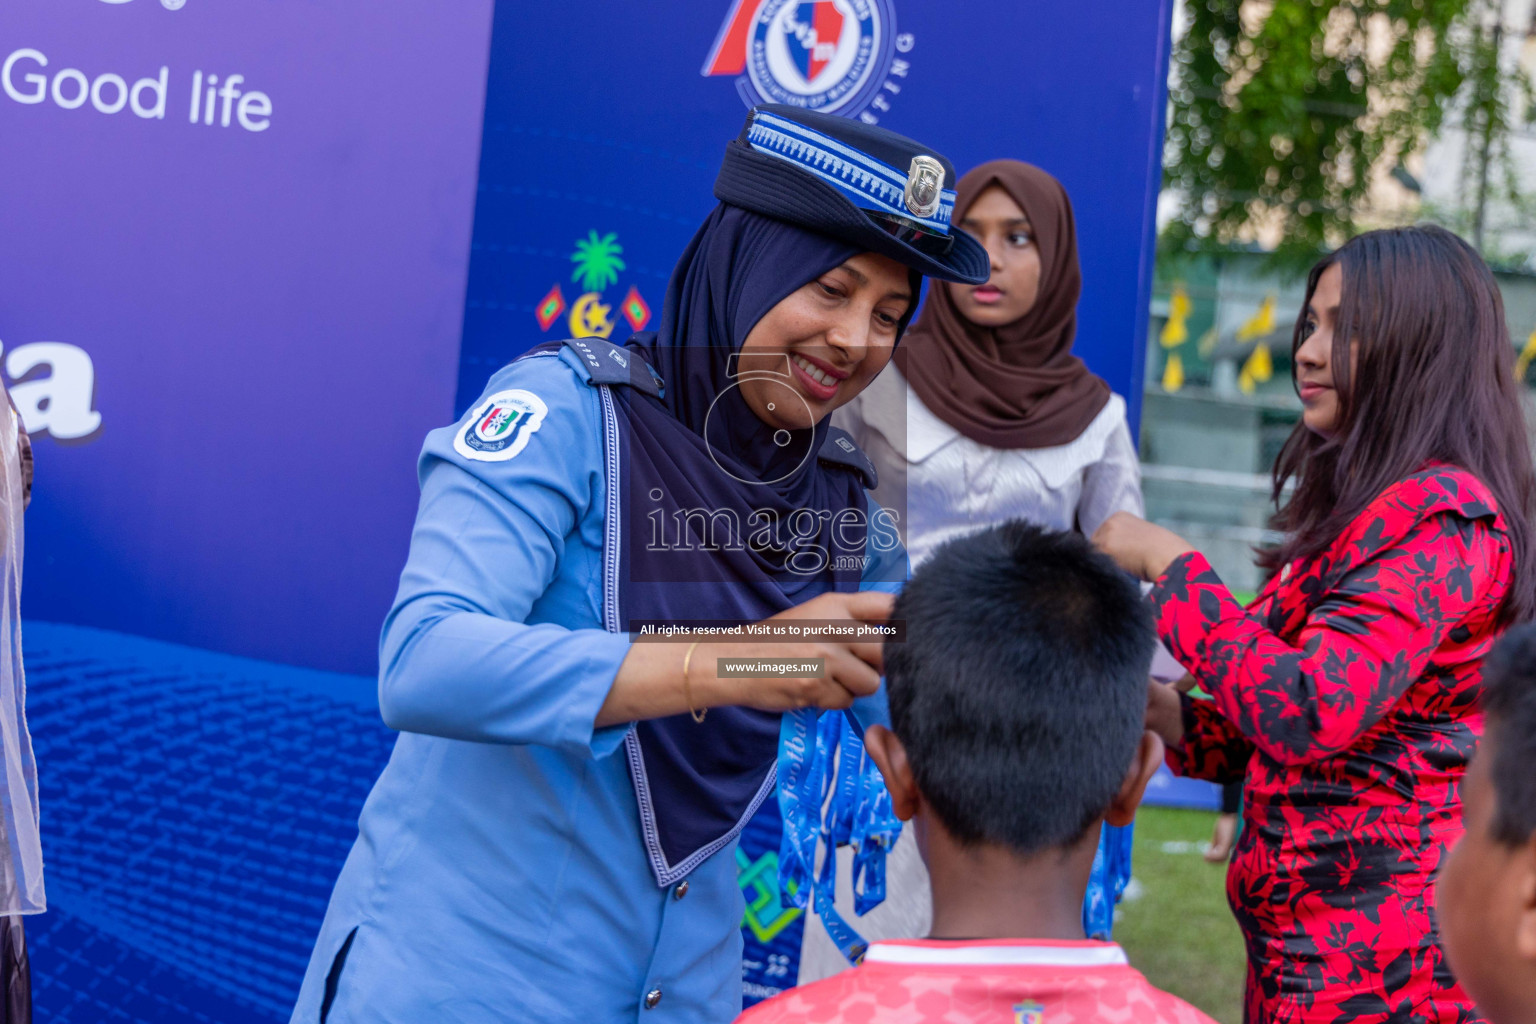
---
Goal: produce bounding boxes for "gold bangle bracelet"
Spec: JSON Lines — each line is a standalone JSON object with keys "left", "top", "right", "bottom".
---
{"left": 682, "top": 640, "right": 706, "bottom": 723}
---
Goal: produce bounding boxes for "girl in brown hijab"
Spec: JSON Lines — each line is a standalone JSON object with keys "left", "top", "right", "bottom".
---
{"left": 834, "top": 159, "right": 1144, "bottom": 566}
{"left": 807, "top": 160, "right": 1162, "bottom": 980}
{"left": 900, "top": 160, "right": 1112, "bottom": 451}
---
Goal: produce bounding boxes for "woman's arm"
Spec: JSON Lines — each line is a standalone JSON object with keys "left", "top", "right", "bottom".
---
{"left": 383, "top": 360, "right": 893, "bottom": 749}
{"left": 1148, "top": 513, "right": 1503, "bottom": 766}
{"left": 1153, "top": 683, "right": 1255, "bottom": 784}
{"left": 378, "top": 363, "right": 630, "bottom": 755}
{"left": 595, "top": 590, "right": 892, "bottom": 727}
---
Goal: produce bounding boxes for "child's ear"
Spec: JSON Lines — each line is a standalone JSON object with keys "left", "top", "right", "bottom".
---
{"left": 1105, "top": 730, "right": 1165, "bottom": 828}
{"left": 863, "top": 724, "right": 920, "bottom": 822}
{"left": 1517, "top": 835, "right": 1536, "bottom": 962}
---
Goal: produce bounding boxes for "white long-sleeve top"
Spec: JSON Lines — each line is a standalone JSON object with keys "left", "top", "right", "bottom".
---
{"left": 834, "top": 364, "right": 1144, "bottom": 568}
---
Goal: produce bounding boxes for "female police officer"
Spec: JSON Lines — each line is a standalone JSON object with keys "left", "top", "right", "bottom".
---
{"left": 290, "top": 105, "right": 987, "bottom": 1023}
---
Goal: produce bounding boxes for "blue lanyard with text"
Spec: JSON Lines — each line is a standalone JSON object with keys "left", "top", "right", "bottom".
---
{"left": 776, "top": 707, "right": 903, "bottom": 965}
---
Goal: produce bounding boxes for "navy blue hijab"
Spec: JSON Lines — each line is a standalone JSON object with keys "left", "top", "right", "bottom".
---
{"left": 616, "top": 204, "right": 916, "bottom": 882}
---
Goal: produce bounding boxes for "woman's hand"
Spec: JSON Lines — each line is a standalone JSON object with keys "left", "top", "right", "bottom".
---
{"left": 597, "top": 590, "right": 894, "bottom": 727}
{"left": 1205, "top": 813, "right": 1238, "bottom": 863}
{"left": 1146, "top": 678, "right": 1186, "bottom": 748}
{"left": 1092, "top": 511, "right": 1196, "bottom": 583}
{"left": 694, "top": 591, "right": 893, "bottom": 713}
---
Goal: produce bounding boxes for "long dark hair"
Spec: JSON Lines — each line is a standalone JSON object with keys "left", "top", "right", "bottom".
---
{"left": 1260, "top": 225, "right": 1536, "bottom": 623}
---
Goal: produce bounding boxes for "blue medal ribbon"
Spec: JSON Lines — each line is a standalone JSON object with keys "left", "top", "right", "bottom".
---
{"left": 850, "top": 740, "right": 900, "bottom": 915}
{"left": 776, "top": 707, "right": 902, "bottom": 965}
{"left": 1082, "top": 821, "right": 1135, "bottom": 939}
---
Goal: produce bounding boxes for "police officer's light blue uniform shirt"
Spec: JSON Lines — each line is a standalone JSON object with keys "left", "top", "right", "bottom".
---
{"left": 290, "top": 347, "right": 905, "bottom": 1024}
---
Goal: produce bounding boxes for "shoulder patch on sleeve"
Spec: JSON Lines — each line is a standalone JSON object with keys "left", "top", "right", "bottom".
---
{"left": 453, "top": 388, "right": 549, "bottom": 462}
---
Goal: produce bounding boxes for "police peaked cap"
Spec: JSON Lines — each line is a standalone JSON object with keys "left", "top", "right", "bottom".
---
{"left": 714, "top": 105, "right": 990, "bottom": 285}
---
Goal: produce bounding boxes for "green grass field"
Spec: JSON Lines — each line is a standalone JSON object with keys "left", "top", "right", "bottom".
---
{"left": 1117, "top": 807, "right": 1249, "bottom": 1024}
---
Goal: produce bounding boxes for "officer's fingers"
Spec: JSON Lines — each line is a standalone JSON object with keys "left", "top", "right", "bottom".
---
{"left": 844, "top": 640, "right": 884, "bottom": 671}
{"left": 778, "top": 650, "right": 862, "bottom": 709}
{"left": 842, "top": 590, "right": 895, "bottom": 623}
{"left": 776, "top": 591, "right": 842, "bottom": 620}
{"left": 826, "top": 649, "right": 880, "bottom": 699}
{"left": 810, "top": 680, "right": 855, "bottom": 711}
{"left": 774, "top": 672, "right": 835, "bottom": 712}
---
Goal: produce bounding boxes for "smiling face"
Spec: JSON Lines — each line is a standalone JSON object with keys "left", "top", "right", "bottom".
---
{"left": 944, "top": 184, "right": 1041, "bottom": 328}
{"left": 1295, "top": 262, "right": 1358, "bottom": 438}
{"left": 734, "top": 252, "right": 913, "bottom": 431}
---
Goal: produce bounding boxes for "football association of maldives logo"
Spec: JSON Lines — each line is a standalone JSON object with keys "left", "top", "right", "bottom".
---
{"left": 702, "top": 0, "right": 914, "bottom": 123}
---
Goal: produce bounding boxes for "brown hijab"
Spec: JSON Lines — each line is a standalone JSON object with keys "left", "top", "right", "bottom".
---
{"left": 898, "top": 160, "right": 1110, "bottom": 449}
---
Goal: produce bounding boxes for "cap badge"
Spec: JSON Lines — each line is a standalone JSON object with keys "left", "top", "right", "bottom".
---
{"left": 904, "top": 156, "right": 944, "bottom": 219}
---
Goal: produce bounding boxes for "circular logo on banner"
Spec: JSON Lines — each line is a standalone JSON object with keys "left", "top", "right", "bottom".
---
{"left": 745, "top": 0, "right": 893, "bottom": 114}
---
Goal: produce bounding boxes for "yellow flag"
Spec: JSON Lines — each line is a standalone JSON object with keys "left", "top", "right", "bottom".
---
{"left": 1160, "top": 285, "right": 1191, "bottom": 348}
{"left": 1237, "top": 295, "right": 1277, "bottom": 343}
{"left": 1246, "top": 340, "right": 1273, "bottom": 382}
{"left": 1162, "top": 351, "right": 1185, "bottom": 392}
{"left": 1516, "top": 326, "right": 1536, "bottom": 383}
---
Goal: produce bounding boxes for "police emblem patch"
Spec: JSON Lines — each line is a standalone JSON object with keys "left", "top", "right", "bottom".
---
{"left": 454, "top": 389, "right": 549, "bottom": 463}
{"left": 904, "top": 155, "right": 943, "bottom": 218}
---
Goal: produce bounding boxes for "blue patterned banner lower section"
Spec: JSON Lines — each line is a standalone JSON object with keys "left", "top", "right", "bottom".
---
{"left": 24, "top": 622, "right": 392, "bottom": 1023}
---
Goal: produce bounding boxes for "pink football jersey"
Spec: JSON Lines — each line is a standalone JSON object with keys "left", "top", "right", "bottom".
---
{"left": 737, "top": 940, "right": 1218, "bottom": 1024}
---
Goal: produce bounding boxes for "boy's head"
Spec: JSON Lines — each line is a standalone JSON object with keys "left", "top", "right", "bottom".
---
{"left": 865, "top": 521, "right": 1162, "bottom": 863}
{"left": 1439, "top": 623, "right": 1536, "bottom": 1024}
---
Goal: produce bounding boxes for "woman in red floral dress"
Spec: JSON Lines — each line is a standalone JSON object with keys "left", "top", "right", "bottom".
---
{"left": 1096, "top": 226, "right": 1536, "bottom": 1024}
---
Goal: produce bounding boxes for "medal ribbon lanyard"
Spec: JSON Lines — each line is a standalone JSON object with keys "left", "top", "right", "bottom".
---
{"left": 776, "top": 707, "right": 903, "bottom": 965}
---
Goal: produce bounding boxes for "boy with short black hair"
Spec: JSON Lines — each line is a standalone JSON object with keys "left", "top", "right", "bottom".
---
{"left": 737, "top": 522, "right": 1216, "bottom": 1024}
{"left": 1437, "top": 623, "right": 1536, "bottom": 1024}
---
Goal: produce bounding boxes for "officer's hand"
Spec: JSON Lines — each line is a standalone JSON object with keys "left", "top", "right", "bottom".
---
{"left": 704, "top": 591, "right": 893, "bottom": 713}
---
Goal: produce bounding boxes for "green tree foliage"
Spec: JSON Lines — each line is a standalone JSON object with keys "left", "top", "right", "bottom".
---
{"left": 1163, "top": 0, "right": 1528, "bottom": 269}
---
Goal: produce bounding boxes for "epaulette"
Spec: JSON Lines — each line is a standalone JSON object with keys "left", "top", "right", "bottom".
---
{"left": 562, "top": 337, "right": 665, "bottom": 400}
{"left": 818, "top": 426, "right": 878, "bottom": 490}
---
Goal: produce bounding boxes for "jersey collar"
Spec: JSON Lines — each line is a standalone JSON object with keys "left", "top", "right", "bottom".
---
{"left": 863, "top": 939, "right": 1129, "bottom": 968}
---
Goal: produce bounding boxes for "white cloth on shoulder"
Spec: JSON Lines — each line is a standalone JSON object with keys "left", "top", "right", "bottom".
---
{"left": 0, "top": 399, "right": 43, "bottom": 914}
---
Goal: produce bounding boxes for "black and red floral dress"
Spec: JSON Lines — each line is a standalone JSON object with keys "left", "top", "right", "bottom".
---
{"left": 1152, "top": 467, "right": 1511, "bottom": 1024}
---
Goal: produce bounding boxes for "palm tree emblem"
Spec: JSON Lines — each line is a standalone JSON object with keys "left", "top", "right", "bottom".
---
{"left": 570, "top": 231, "right": 626, "bottom": 293}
